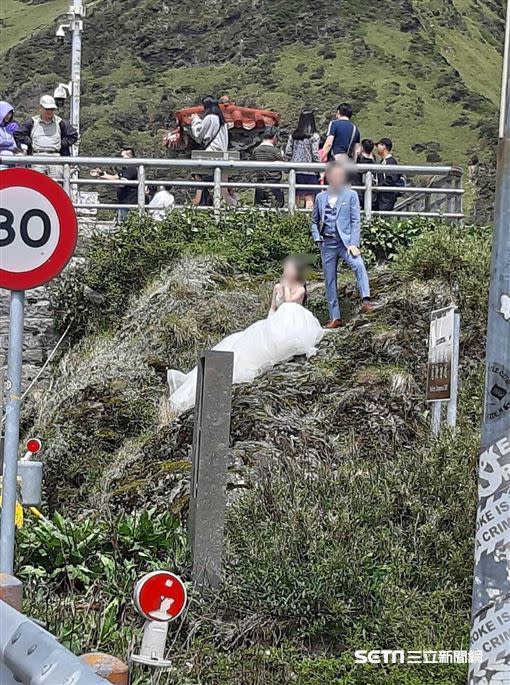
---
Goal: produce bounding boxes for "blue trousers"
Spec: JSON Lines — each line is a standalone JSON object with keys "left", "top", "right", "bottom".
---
{"left": 320, "top": 236, "right": 371, "bottom": 320}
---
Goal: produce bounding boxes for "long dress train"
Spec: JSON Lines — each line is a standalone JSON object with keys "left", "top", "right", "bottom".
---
{"left": 168, "top": 302, "right": 325, "bottom": 413}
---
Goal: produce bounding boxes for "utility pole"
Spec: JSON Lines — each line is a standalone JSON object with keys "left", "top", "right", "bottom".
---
{"left": 56, "top": 2, "right": 85, "bottom": 155}
{"left": 468, "top": 1, "right": 510, "bottom": 682}
{"left": 70, "top": 0, "right": 84, "bottom": 149}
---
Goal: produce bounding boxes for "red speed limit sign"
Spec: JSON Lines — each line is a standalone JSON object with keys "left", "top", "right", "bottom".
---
{"left": 0, "top": 168, "right": 77, "bottom": 290}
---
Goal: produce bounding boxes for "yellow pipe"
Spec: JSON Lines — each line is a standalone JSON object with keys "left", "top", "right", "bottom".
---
{"left": 29, "top": 507, "right": 46, "bottom": 520}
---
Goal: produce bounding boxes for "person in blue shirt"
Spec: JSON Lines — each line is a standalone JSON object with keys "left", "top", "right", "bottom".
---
{"left": 311, "top": 162, "right": 374, "bottom": 329}
{"left": 321, "top": 103, "right": 361, "bottom": 163}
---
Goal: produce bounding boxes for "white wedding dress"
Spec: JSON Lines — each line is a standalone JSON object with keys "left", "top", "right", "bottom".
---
{"left": 168, "top": 302, "right": 325, "bottom": 413}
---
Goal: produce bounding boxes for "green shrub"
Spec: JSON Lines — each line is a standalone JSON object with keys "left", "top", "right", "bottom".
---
{"left": 52, "top": 210, "right": 436, "bottom": 339}
{"left": 395, "top": 224, "right": 492, "bottom": 338}
{"left": 362, "top": 216, "right": 434, "bottom": 263}
{"left": 51, "top": 209, "right": 312, "bottom": 338}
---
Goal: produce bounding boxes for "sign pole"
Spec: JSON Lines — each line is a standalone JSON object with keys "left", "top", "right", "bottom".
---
{"left": 0, "top": 291, "right": 25, "bottom": 574}
{"left": 446, "top": 310, "right": 461, "bottom": 429}
{"left": 0, "top": 168, "right": 78, "bottom": 577}
{"left": 468, "top": 4, "right": 510, "bottom": 679}
{"left": 431, "top": 401, "right": 442, "bottom": 437}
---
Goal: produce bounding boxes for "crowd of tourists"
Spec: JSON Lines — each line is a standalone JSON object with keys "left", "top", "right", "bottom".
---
{"left": 185, "top": 97, "right": 404, "bottom": 213}
{"left": 0, "top": 94, "right": 403, "bottom": 218}
{"left": 0, "top": 93, "right": 380, "bottom": 334}
{"left": 252, "top": 105, "right": 402, "bottom": 213}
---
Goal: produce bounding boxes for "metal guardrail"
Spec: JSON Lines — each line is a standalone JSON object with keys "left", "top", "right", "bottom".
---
{"left": 0, "top": 155, "right": 464, "bottom": 221}
{"left": 0, "top": 600, "right": 107, "bottom": 685}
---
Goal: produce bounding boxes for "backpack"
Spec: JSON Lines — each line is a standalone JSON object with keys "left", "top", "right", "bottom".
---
{"left": 395, "top": 174, "right": 407, "bottom": 195}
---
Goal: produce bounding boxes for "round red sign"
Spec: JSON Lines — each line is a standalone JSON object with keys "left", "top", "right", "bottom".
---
{"left": 134, "top": 571, "right": 188, "bottom": 623}
{"left": 26, "top": 438, "right": 42, "bottom": 454}
{"left": 0, "top": 168, "right": 77, "bottom": 291}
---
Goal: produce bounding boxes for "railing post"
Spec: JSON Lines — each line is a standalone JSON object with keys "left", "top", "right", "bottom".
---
{"left": 137, "top": 164, "right": 146, "bottom": 212}
{"left": 364, "top": 171, "right": 373, "bottom": 223}
{"left": 63, "top": 163, "right": 71, "bottom": 197}
{"left": 455, "top": 173, "right": 463, "bottom": 225}
{"left": 213, "top": 166, "right": 222, "bottom": 218}
{"left": 445, "top": 175, "right": 455, "bottom": 223}
{"left": 288, "top": 168, "right": 296, "bottom": 214}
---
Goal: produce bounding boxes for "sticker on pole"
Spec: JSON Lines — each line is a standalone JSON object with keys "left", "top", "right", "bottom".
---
{"left": 134, "top": 571, "right": 187, "bottom": 623}
{"left": 0, "top": 168, "right": 77, "bottom": 291}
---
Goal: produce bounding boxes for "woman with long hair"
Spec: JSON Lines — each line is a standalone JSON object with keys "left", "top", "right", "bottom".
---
{"left": 269, "top": 256, "right": 308, "bottom": 313}
{"left": 285, "top": 110, "right": 321, "bottom": 209}
{"left": 190, "top": 95, "right": 229, "bottom": 152}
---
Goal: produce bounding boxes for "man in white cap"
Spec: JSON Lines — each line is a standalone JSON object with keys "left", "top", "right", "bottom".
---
{"left": 14, "top": 95, "right": 78, "bottom": 179}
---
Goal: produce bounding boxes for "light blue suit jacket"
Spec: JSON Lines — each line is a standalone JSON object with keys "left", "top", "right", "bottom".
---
{"left": 310, "top": 187, "right": 361, "bottom": 247}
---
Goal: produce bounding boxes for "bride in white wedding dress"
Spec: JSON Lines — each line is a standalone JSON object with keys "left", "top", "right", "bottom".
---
{"left": 168, "top": 257, "right": 325, "bottom": 413}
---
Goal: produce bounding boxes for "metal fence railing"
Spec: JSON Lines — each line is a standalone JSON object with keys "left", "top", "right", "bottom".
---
{"left": 0, "top": 155, "right": 464, "bottom": 222}
{"left": 0, "top": 600, "right": 107, "bottom": 685}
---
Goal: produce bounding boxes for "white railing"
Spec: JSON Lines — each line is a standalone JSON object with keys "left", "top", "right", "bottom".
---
{"left": 0, "top": 155, "right": 464, "bottom": 221}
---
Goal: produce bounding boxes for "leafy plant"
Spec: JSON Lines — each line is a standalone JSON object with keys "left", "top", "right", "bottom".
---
{"left": 362, "top": 216, "right": 434, "bottom": 263}
{"left": 17, "top": 509, "right": 187, "bottom": 654}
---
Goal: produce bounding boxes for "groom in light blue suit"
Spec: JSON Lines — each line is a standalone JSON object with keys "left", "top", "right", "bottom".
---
{"left": 311, "top": 162, "right": 373, "bottom": 328}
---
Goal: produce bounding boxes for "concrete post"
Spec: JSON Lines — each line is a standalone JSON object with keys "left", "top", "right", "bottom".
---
{"left": 188, "top": 350, "right": 234, "bottom": 589}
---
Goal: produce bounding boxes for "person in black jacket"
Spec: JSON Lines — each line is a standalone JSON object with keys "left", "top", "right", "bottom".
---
{"left": 375, "top": 138, "right": 400, "bottom": 213}
{"left": 90, "top": 147, "right": 138, "bottom": 223}
{"left": 353, "top": 139, "right": 377, "bottom": 210}
{"left": 14, "top": 95, "right": 78, "bottom": 179}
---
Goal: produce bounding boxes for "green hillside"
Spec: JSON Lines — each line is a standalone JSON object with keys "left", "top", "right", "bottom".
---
{"left": 0, "top": 0, "right": 67, "bottom": 55}
{"left": 19, "top": 212, "right": 490, "bottom": 684}
{"left": 0, "top": 0, "right": 505, "bottom": 169}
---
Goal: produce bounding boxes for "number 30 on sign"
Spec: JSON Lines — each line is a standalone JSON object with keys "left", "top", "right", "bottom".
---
{"left": 0, "top": 168, "right": 78, "bottom": 291}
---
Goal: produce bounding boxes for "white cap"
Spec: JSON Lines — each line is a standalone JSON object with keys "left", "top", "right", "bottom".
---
{"left": 39, "top": 95, "right": 57, "bottom": 109}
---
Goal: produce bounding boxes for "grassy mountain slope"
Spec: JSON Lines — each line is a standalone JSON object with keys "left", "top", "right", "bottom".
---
{"left": 0, "top": 0, "right": 67, "bottom": 55}
{"left": 0, "top": 0, "right": 504, "bottom": 168}
{"left": 18, "top": 214, "right": 490, "bottom": 684}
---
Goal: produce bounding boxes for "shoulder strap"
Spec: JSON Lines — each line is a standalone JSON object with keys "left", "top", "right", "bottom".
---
{"left": 205, "top": 115, "right": 223, "bottom": 147}
{"left": 347, "top": 123, "right": 358, "bottom": 156}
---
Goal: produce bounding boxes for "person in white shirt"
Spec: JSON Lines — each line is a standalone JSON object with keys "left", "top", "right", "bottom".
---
{"left": 190, "top": 96, "right": 229, "bottom": 152}
{"left": 148, "top": 185, "right": 175, "bottom": 221}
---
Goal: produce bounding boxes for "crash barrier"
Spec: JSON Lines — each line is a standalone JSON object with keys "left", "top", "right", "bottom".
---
{"left": 0, "top": 155, "right": 464, "bottom": 221}
{"left": 0, "top": 599, "right": 109, "bottom": 685}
